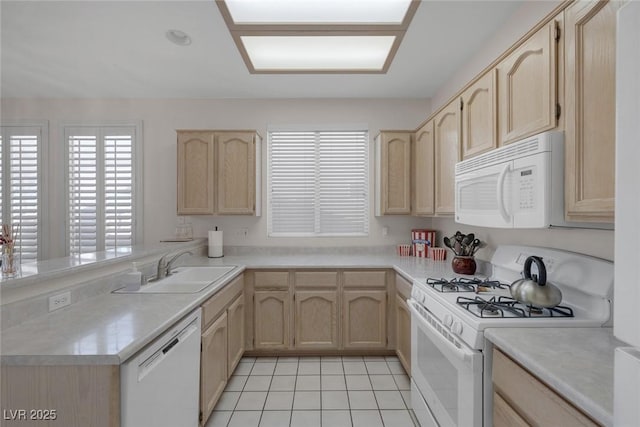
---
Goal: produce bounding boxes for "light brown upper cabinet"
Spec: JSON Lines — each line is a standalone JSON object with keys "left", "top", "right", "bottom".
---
{"left": 564, "top": 0, "right": 618, "bottom": 223}
{"left": 375, "top": 131, "right": 412, "bottom": 215}
{"left": 412, "top": 120, "right": 435, "bottom": 216}
{"left": 461, "top": 70, "right": 498, "bottom": 159}
{"left": 434, "top": 100, "right": 461, "bottom": 215}
{"left": 497, "top": 20, "right": 560, "bottom": 145}
{"left": 177, "top": 131, "right": 215, "bottom": 215}
{"left": 177, "top": 130, "right": 261, "bottom": 216}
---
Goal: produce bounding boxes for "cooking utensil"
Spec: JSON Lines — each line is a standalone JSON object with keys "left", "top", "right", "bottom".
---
{"left": 443, "top": 236, "right": 453, "bottom": 252}
{"left": 510, "top": 256, "right": 562, "bottom": 308}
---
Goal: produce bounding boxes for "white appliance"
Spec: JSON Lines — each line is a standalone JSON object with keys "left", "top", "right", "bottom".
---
{"left": 409, "top": 245, "right": 613, "bottom": 427}
{"left": 454, "top": 131, "right": 611, "bottom": 229}
{"left": 121, "top": 308, "right": 201, "bottom": 427}
{"left": 614, "top": 2, "right": 640, "bottom": 426}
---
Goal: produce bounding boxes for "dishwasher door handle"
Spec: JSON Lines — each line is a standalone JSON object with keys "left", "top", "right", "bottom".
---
{"left": 162, "top": 338, "right": 179, "bottom": 354}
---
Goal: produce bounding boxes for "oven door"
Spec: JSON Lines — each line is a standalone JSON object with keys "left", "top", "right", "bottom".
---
{"left": 409, "top": 300, "right": 483, "bottom": 427}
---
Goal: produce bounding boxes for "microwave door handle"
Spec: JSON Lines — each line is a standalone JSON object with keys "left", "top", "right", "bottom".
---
{"left": 497, "top": 163, "right": 511, "bottom": 223}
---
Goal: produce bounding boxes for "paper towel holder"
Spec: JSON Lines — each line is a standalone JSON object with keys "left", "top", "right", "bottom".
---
{"left": 208, "top": 227, "right": 224, "bottom": 258}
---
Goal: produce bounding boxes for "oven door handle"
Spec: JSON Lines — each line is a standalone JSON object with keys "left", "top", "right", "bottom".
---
{"left": 408, "top": 300, "right": 479, "bottom": 365}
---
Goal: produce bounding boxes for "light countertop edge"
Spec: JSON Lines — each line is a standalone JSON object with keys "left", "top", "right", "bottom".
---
{"left": 485, "top": 327, "right": 625, "bottom": 427}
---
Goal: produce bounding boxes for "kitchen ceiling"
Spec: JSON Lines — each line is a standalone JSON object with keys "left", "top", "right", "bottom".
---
{"left": 0, "top": 1, "right": 521, "bottom": 99}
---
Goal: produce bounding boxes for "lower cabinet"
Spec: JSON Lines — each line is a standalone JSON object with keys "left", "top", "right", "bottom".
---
{"left": 342, "top": 290, "right": 387, "bottom": 349}
{"left": 254, "top": 290, "right": 291, "bottom": 350}
{"left": 295, "top": 290, "right": 339, "bottom": 350}
{"left": 200, "top": 312, "right": 227, "bottom": 424}
{"left": 199, "top": 275, "right": 244, "bottom": 426}
{"left": 492, "top": 348, "right": 599, "bottom": 427}
{"left": 227, "top": 294, "right": 245, "bottom": 375}
{"left": 395, "top": 274, "right": 412, "bottom": 374}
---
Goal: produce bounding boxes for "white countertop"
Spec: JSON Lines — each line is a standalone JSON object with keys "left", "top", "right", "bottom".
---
{"left": 485, "top": 327, "right": 625, "bottom": 427}
{"left": 1, "top": 251, "right": 620, "bottom": 425}
{"left": 0, "top": 253, "right": 443, "bottom": 366}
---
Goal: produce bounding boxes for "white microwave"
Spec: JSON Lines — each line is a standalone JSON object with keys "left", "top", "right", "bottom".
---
{"left": 454, "top": 131, "right": 611, "bottom": 229}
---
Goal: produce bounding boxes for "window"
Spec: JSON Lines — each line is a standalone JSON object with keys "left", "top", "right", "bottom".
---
{"left": 269, "top": 129, "right": 369, "bottom": 236}
{"left": 65, "top": 125, "right": 142, "bottom": 256}
{"left": 0, "top": 124, "right": 45, "bottom": 261}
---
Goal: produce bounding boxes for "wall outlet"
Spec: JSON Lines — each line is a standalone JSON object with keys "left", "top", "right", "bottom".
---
{"left": 233, "top": 228, "right": 249, "bottom": 238}
{"left": 49, "top": 291, "right": 71, "bottom": 312}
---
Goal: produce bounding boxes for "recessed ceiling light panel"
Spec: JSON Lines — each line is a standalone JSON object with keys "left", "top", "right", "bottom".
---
{"left": 240, "top": 35, "right": 396, "bottom": 71}
{"left": 225, "top": 0, "right": 413, "bottom": 25}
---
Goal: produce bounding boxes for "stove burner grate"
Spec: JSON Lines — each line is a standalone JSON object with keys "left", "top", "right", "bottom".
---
{"left": 426, "top": 277, "right": 510, "bottom": 293}
{"left": 456, "top": 296, "right": 575, "bottom": 318}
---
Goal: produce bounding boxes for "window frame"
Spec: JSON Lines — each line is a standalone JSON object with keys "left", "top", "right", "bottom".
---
{"left": 267, "top": 124, "right": 370, "bottom": 237}
{"left": 62, "top": 122, "right": 143, "bottom": 256}
{"left": 0, "top": 121, "right": 49, "bottom": 261}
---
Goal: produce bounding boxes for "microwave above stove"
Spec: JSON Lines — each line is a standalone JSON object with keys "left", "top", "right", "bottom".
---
{"left": 454, "top": 130, "right": 612, "bottom": 230}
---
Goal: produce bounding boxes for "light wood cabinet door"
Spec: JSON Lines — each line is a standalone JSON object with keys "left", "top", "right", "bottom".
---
{"left": 493, "top": 392, "right": 531, "bottom": 427}
{"left": 493, "top": 348, "right": 599, "bottom": 427}
{"left": 227, "top": 294, "right": 245, "bottom": 376}
{"left": 217, "top": 132, "right": 256, "bottom": 215}
{"left": 295, "top": 290, "right": 338, "bottom": 350}
{"left": 342, "top": 290, "right": 387, "bottom": 349}
{"left": 413, "top": 120, "right": 435, "bottom": 216}
{"left": 200, "top": 312, "right": 227, "bottom": 424}
{"left": 254, "top": 290, "right": 290, "bottom": 350}
{"left": 395, "top": 294, "right": 411, "bottom": 375}
{"left": 177, "top": 131, "right": 215, "bottom": 214}
{"left": 434, "top": 100, "right": 461, "bottom": 215}
{"left": 497, "top": 20, "right": 559, "bottom": 145}
{"left": 564, "top": 0, "right": 618, "bottom": 223}
{"left": 376, "top": 131, "right": 412, "bottom": 215}
{"left": 461, "top": 70, "right": 498, "bottom": 159}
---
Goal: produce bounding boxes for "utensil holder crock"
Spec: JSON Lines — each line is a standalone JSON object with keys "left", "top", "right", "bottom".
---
{"left": 452, "top": 256, "right": 476, "bottom": 275}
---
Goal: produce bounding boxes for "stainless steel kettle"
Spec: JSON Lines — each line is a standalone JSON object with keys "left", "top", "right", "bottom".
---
{"left": 510, "top": 256, "right": 562, "bottom": 308}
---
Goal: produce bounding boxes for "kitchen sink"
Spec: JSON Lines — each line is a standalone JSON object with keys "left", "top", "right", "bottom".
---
{"left": 115, "top": 265, "right": 237, "bottom": 294}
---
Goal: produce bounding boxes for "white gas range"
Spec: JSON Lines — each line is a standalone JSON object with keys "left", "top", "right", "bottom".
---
{"left": 408, "top": 245, "right": 614, "bottom": 427}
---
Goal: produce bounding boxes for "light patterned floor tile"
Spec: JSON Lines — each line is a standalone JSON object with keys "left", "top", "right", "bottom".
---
{"left": 296, "top": 375, "right": 320, "bottom": 391}
{"left": 205, "top": 410, "right": 232, "bottom": 427}
{"left": 374, "top": 390, "right": 406, "bottom": 409}
{"left": 233, "top": 362, "right": 254, "bottom": 376}
{"left": 321, "top": 361, "right": 344, "bottom": 375}
{"left": 259, "top": 410, "right": 291, "bottom": 427}
{"left": 214, "top": 391, "right": 241, "bottom": 411}
{"left": 321, "top": 390, "right": 349, "bottom": 409}
{"left": 321, "top": 410, "right": 352, "bottom": 427}
{"left": 365, "top": 361, "right": 391, "bottom": 375}
{"left": 264, "top": 391, "right": 294, "bottom": 410}
{"left": 293, "top": 391, "right": 321, "bottom": 410}
{"left": 347, "top": 390, "right": 378, "bottom": 409}
{"left": 343, "top": 361, "right": 367, "bottom": 375}
{"left": 244, "top": 376, "right": 272, "bottom": 391}
{"left": 291, "top": 410, "right": 321, "bottom": 427}
{"left": 298, "top": 362, "right": 321, "bottom": 375}
{"left": 380, "top": 409, "right": 415, "bottom": 426}
{"left": 235, "top": 391, "right": 268, "bottom": 410}
{"left": 274, "top": 363, "right": 298, "bottom": 375}
{"left": 227, "top": 411, "right": 261, "bottom": 427}
{"left": 345, "top": 375, "right": 372, "bottom": 391}
{"left": 270, "top": 375, "right": 296, "bottom": 391}
{"left": 321, "top": 375, "right": 346, "bottom": 390}
{"left": 251, "top": 362, "right": 276, "bottom": 376}
{"left": 350, "top": 410, "right": 383, "bottom": 427}
{"left": 393, "top": 374, "right": 411, "bottom": 390}
{"left": 226, "top": 375, "right": 248, "bottom": 391}
{"left": 369, "top": 375, "right": 397, "bottom": 390}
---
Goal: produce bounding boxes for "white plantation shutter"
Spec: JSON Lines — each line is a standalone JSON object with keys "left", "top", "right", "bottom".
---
{"left": 66, "top": 126, "right": 139, "bottom": 255}
{"left": 269, "top": 129, "right": 369, "bottom": 236}
{"left": 0, "top": 126, "right": 43, "bottom": 261}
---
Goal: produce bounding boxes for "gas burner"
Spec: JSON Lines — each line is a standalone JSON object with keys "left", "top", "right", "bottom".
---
{"left": 427, "top": 277, "right": 481, "bottom": 292}
{"left": 456, "top": 295, "right": 575, "bottom": 319}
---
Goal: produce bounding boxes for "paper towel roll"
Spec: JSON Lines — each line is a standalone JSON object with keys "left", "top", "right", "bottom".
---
{"left": 208, "top": 230, "right": 223, "bottom": 258}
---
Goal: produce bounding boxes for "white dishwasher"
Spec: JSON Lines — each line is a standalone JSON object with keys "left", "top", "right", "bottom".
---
{"left": 121, "top": 308, "right": 201, "bottom": 427}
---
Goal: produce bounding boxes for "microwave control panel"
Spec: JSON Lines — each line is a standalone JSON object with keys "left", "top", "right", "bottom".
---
{"left": 518, "top": 168, "right": 535, "bottom": 210}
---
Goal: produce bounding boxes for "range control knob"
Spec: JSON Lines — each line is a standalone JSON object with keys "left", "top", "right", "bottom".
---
{"left": 451, "top": 321, "right": 463, "bottom": 335}
{"left": 443, "top": 314, "right": 453, "bottom": 327}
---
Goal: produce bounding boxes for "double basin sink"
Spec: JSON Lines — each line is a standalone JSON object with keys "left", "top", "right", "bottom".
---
{"left": 116, "top": 265, "right": 237, "bottom": 294}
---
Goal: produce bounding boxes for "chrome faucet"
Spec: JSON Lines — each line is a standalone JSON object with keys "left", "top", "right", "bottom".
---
{"left": 155, "top": 250, "right": 193, "bottom": 280}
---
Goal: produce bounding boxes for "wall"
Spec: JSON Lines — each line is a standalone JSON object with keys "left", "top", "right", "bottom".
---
{"left": 431, "top": 0, "right": 564, "bottom": 109}
{"left": 1, "top": 97, "right": 432, "bottom": 258}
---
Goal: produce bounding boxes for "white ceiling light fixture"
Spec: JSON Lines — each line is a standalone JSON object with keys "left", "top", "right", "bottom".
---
{"left": 216, "top": 0, "right": 419, "bottom": 74}
{"left": 166, "top": 29, "right": 192, "bottom": 46}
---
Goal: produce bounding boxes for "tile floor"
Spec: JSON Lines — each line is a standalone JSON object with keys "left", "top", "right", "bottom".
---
{"left": 205, "top": 355, "right": 417, "bottom": 427}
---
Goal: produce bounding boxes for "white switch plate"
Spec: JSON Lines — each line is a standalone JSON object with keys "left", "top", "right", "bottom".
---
{"left": 49, "top": 291, "right": 71, "bottom": 312}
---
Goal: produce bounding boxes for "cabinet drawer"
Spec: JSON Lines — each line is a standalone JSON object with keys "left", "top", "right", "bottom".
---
{"left": 254, "top": 271, "right": 289, "bottom": 289}
{"left": 294, "top": 271, "right": 338, "bottom": 288}
{"left": 493, "top": 349, "right": 599, "bottom": 427}
{"left": 343, "top": 270, "right": 387, "bottom": 288}
{"left": 202, "top": 274, "right": 243, "bottom": 329}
